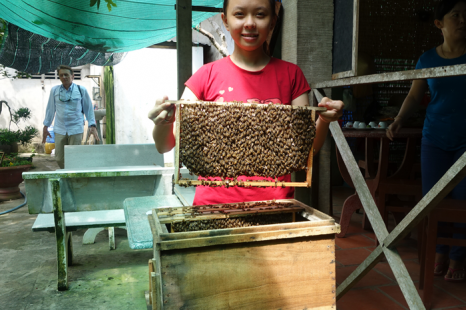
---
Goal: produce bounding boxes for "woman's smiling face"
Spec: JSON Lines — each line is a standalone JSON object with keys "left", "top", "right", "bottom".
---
{"left": 222, "top": 0, "right": 276, "bottom": 52}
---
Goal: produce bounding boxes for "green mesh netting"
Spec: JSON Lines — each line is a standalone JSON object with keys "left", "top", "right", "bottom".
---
{"left": 0, "top": 22, "right": 126, "bottom": 74}
{"left": 0, "top": 0, "right": 221, "bottom": 53}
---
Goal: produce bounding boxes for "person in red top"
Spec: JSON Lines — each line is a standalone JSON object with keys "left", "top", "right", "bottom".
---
{"left": 148, "top": 0, "right": 344, "bottom": 205}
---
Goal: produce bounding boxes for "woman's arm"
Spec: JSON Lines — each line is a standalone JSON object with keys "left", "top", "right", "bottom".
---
{"left": 386, "top": 79, "right": 428, "bottom": 140}
{"left": 292, "top": 93, "right": 344, "bottom": 154}
{"left": 148, "top": 87, "right": 198, "bottom": 154}
{"left": 291, "top": 92, "right": 325, "bottom": 153}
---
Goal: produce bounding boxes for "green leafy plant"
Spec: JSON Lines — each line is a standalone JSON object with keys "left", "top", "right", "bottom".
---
{"left": 0, "top": 129, "right": 17, "bottom": 145}
{"left": 0, "top": 101, "right": 39, "bottom": 146}
{"left": 15, "top": 126, "right": 39, "bottom": 145}
{"left": 0, "top": 153, "right": 34, "bottom": 167}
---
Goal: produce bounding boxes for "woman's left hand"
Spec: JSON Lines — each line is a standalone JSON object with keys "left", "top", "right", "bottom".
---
{"left": 318, "top": 97, "right": 344, "bottom": 123}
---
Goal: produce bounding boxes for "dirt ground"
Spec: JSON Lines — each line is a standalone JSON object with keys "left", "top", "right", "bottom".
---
{"left": 0, "top": 154, "right": 151, "bottom": 310}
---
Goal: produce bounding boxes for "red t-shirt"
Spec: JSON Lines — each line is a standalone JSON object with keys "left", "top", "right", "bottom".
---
{"left": 185, "top": 56, "right": 311, "bottom": 205}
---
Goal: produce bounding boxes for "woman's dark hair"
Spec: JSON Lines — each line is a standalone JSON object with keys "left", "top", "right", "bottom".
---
{"left": 223, "top": 0, "right": 276, "bottom": 17}
{"left": 435, "top": 0, "right": 466, "bottom": 20}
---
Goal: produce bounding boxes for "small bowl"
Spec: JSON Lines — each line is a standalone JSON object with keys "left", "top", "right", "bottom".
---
{"left": 378, "top": 121, "right": 388, "bottom": 129}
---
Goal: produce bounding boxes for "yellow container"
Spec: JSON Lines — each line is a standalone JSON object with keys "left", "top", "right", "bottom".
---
{"left": 45, "top": 143, "right": 55, "bottom": 154}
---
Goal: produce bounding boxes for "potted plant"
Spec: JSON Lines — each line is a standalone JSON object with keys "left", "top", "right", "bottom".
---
{"left": 0, "top": 100, "right": 39, "bottom": 154}
{"left": 0, "top": 100, "right": 38, "bottom": 201}
{"left": 0, "top": 152, "right": 35, "bottom": 201}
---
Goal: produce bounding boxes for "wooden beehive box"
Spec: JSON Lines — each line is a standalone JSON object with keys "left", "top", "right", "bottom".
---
{"left": 170, "top": 101, "right": 326, "bottom": 188}
{"left": 148, "top": 199, "right": 340, "bottom": 310}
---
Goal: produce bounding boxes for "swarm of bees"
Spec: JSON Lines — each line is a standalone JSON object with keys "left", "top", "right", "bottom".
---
{"left": 179, "top": 102, "right": 316, "bottom": 178}
{"left": 191, "top": 201, "right": 295, "bottom": 213}
{"left": 172, "top": 213, "right": 293, "bottom": 232}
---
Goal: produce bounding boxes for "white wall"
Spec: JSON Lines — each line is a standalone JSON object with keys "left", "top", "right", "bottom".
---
{"left": 113, "top": 47, "right": 203, "bottom": 166}
{"left": 0, "top": 64, "right": 100, "bottom": 148}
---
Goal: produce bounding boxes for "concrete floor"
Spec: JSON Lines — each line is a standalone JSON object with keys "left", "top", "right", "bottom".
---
{"left": 0, "top": 154, "right": 151, "bottom": 310}
{"left": 5, "top": 154, "right": 457, "bottom": 309}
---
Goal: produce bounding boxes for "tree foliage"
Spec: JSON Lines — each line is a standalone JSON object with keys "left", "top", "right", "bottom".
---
{"left": 90, "top": 0, "right": 117, "bottom": 12}
{"left": 0, "top": 101, "right": 39, "bottom": 146}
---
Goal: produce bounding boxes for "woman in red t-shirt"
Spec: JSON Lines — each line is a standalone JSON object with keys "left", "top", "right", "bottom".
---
{"left": 148, "top": 0, "right": 344, "bottom": 205}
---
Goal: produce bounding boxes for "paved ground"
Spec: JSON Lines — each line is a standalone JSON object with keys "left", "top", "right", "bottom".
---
{"left": 4, "top": 154, "right": 463, "bottom": 309}
{"left": 0, "top": 154, "right": 151, "bottom": 310}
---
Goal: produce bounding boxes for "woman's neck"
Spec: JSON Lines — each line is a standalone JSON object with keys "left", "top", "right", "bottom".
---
{"left": 230, "top": 44, "right": 271, "bottom": 71}
{"left": 440, "top": 36, "right": 466, "bottom": 57}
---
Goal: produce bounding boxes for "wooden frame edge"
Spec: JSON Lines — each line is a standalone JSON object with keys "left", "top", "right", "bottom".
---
{"left": 168, "top": 100, "right": 326, "bottom": 111}
{"left": 174, "top": 103, "right": 181, "bottom": 184}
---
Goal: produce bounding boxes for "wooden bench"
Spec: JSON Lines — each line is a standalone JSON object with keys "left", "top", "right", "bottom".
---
{"left": 65, "top": 143, "right": 167, "bottom": 248}
{"left": 32, "top": 210, "right": 127, "bottom": 250}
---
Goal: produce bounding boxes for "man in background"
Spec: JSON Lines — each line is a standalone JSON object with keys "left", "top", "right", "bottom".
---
{"left": 42, "top": 65, "right": 100, "bottom": 168}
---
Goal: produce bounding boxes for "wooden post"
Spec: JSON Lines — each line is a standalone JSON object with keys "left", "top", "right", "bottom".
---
{"left": 50, "top": 178, "right": 68, "bottom": 291}
{"left": 328, "top": 119, "right": 426, "bottom": 309}
{"left": 313, "top": 89, "right": 334, "bottom": 214}
{"left": 282, "top": 0, "right": 334, "bottom": 213}
{"left": 331, "top": 0, "right": 360, "bottom": 80}
{"left": 176, "top": 0, "right": 192, "bottom": 99}
{"left": 108, "top": 227, "right": 115, "bottom": 250}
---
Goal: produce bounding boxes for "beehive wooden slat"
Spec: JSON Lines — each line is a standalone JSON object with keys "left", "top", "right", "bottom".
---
{"left": 159, "top": 225, "right": 339, "bottom": 251}
{"left": 151, "top": 199, "right": 339, "bottom": 251}
{"left": 158, "top": 217, "right": 336, "bottom": 241}
{"left": 153, "top": 199, "right": 324, "bottom": 225}
{"left": 154, "top": 199, "right": 331, "bottom": 219}
{"left": 160, "top": 237, "right": 336, "bottom": 309}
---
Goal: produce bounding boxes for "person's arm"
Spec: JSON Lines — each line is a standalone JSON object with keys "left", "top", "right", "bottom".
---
{"left": 81, "top": 86, "right": 100, "bottom": 142}
{"left": 148, "top": 87, "right": 198, "bottom": 154}
{"left": 42, "top": 89, "right": 56, "bottom": 143}
{"left": 386, "top": 79, "right": 428, "bottom": 140}
{"left": 292, "top": 93, "right": 344, "bottom": 154}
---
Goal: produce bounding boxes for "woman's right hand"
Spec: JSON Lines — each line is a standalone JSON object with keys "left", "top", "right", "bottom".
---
{"left": 386, "top": 118, "right": 403, "bottom": 141}
{"left": 148, "top": 96, "right": 176, "bottom": 126}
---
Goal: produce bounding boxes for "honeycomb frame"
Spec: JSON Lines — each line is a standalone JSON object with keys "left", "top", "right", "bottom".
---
{"left": 171, "top": 100, "right": 326, "bottom": 188}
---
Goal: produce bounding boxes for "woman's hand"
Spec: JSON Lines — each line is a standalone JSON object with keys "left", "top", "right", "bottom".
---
{"left": 318, "top": 97, "right": 344, "bottom": 123}
{"left": 386, "top": 118, "right": 403, "bottom": 141}
{"left": 148, "top": 96, "right": 176, "bottom": 126}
